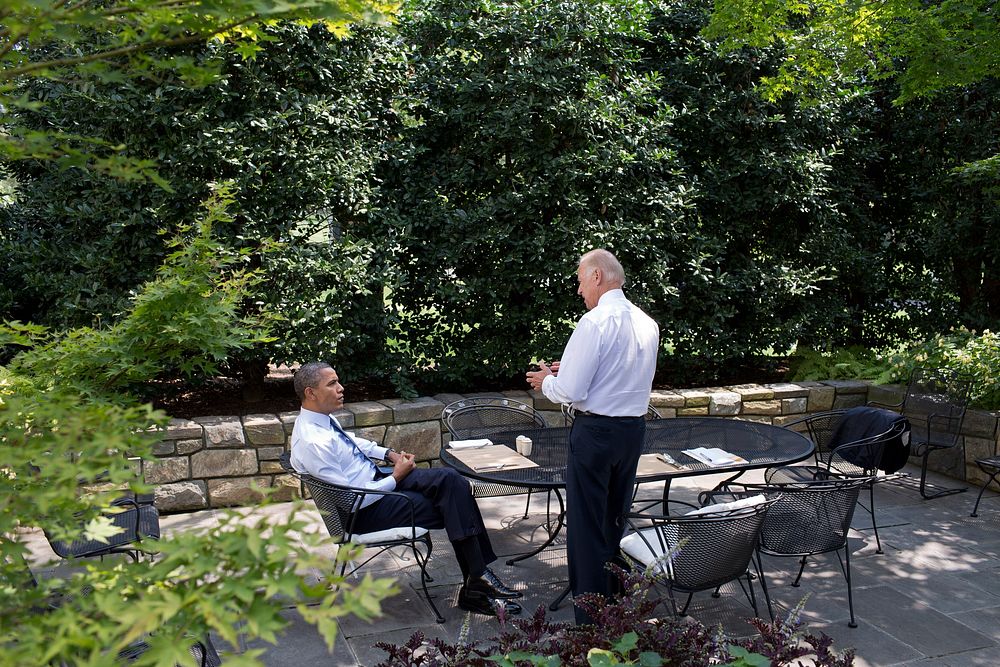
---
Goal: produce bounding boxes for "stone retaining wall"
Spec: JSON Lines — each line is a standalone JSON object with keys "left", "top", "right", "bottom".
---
{"left": 150, "top": 381, "right": 999, "bottom": 512}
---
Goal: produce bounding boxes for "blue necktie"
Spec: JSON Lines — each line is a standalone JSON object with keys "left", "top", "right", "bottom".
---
{"left": 330, "top": 418, "right": 379, "bottom": 475}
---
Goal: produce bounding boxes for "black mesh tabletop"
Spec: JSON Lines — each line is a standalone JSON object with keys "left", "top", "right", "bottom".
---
{"left": 439, "top": 417, "right": 815, "bottom": 488}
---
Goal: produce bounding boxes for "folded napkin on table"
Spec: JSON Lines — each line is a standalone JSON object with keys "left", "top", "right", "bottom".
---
{"left": 448, "top": 438, "right": 493, "bottom": 450}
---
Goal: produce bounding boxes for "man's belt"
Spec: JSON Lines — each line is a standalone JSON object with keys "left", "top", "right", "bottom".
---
{"left": 570, "top": 407, "right": 641, "bottom": 419}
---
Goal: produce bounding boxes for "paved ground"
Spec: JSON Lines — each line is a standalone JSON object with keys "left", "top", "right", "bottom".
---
{"left": 22, "top": 463, "right": 1000, "bottom": 666}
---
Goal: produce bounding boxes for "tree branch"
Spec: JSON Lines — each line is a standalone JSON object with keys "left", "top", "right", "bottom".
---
{"left": 0, "top": 15, "right": 258, "bottom": 81}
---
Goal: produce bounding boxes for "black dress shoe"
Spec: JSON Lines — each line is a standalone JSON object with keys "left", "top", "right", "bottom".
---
{"left": 457, "top": 584, "right": 523, "bottom": 616}
{"left": 481, "top": 568, "right": 523, "bottom": 598}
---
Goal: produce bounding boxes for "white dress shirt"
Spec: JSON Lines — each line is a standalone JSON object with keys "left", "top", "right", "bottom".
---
{"left": 541, "top": 289, "right": 659, "bottom": 417}
{"left": 290, "top": 407, "right": 394, "bottom": 509}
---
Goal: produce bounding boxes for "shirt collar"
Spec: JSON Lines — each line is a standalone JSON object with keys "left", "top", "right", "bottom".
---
{"left": 598, "top": 288, "right": 626, "bottom": 305}
{"left": 299, "top": 406, "right": 334, "bottom": 429}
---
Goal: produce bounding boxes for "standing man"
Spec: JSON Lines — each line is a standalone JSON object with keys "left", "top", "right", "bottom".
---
{"left": 291, "top": 361, "right": 522, "bottom": 617}
{"left": 526, "top": 249, "right": 659, "bottom": 624}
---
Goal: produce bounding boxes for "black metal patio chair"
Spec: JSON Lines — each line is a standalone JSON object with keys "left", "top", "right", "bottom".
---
{"left": 770, "top": 408, "right": 909, "bottom": 554}
{"left": 868, "top": 367, "right": 973, "bottom": 499}
{"left": 619, "top": 495, "right": 777, "bottom": 619}
{"left": 44, "top": 494, "right": 160, "bottom": 562}
{"left": 969, "top": 418, "right": 1000, "bottom": 517}
{"left": 443, "top": 398, "right": 548, "bottom": 518}
{"left": 280, "top": 452, "right": 445, "bottom": 623}
{"left": 712, "top": 477, "right": 869, "bottom": 628}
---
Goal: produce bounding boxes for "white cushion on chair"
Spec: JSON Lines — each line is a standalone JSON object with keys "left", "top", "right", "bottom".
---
{"left": 684, "top": 494, "right": 768, "bottom": 517}
{"left": 620, "top": 527, "right": 677, "bottom": 576}
{"left": 347, "top": 526, "right": 430, "bottom": 544}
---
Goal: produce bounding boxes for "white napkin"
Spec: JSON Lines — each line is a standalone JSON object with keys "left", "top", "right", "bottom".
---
{"left": 448, "top": 438, "right": 493, "bottom": 450}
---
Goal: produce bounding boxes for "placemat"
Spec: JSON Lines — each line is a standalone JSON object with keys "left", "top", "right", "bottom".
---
{"left": 450, "top": 444, "right": 539, "bottom": 472}
{"left": 636, "top": 453, "right": 688, "bottom": 476}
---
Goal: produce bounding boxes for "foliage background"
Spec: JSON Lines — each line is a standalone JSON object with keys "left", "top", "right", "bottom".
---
{"left": 2, "top": 0, "right": 998, "bottom": 396}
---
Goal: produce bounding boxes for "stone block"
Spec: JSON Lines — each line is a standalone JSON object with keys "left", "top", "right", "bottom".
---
{"left": 351, "top": 426, "right": 387, "bottom": 445}
{"left": 152, "top": 440, "right": 175, "bottom": 456}
{"left": 772, "top": 415, "right": 806, "bottom": 428}
{"left": 260, "top": 461, "right": 285, "bottom": 474}
{"left": 279, "top": 411, "right": 299, "bottom": 434}
{"left": 194, "top": 416, "right": 245, "bottom": 448}
{"left": 807, "top": 386, "right": 836, "bottom": 412}
{"left": 833, "top": 394, "right": 867, "bottom": 409}
{"left": 527, "top": 390, "right": 560, "bottom": 411}
{"left": 742, "top": 400, "right": 781, "bottom": 416}
{"left": 966, "top": 436, "right": 996, "bottom": 462}
{"left": 191, "top": 449, "right": 258, "bottom": 478}
{"left": 433, "top": 393, "right": 467, "bottom": 410}
{"left": 822, "top": 379, "right": 870, "bottom": 394}
{"left": 655, "top": 408, "right": 677, "bottom": 419}
{"left": 649, "top": 391, "right": 685, "bottom": 408}
{"left": 782, "top": 397, "right": 808, "bottom": 415}
{"left": 709, "top": 392, "right": 741, "bottom": 416}
{"left": 677, "top": 406, "right": 708, "bottom": 416}
{"left": 867, "top": 384, "right": 904, "bottom": 408}
{"left": 734, "top": 415, "right": 773, "bottom": 424}
{"left": 165, "top": 418, "right": 203, "bottom": 440}
{"left": 677, "top": 389, "right": 711, "bottom": 407}
{"left": 155, "top": 481, "right": 208, "bottom": 512}
{"left": 145, "top": 457, "right": 190, "bottom": 484}
{"left": 728, "top": 384, "right": 774, "bottom": 401}
{"left": 242, "top": 414, "right": 285, "bottom": 445}
{"left": 963, "top": 409, "right": 999, "bottom": 439}
{"left": 346, "top": 401, "right": 392, "bottom": 427}
{"left": 208, "top": 477, "right": 268, "bottom": 507}
{"left": 381, "top": 397, "right": 446, "bottom": 424}
{"left": 176, "top": 438, "right": 203, "bottom": 455}
{"left": 384, "top": 422, "right": 442, "bottom": 461}
{"left": 500, "top": 390, "right": 534, "bottom": 404}
{"left": 331, "top": 408, "right": 354, "bottom": 429}
{"left": 540, "top": 411, "right": 565, "bottom": 427}
{"left": 763, "top": 383, "right": 810, "bottom": 398}
{"left": 271, "top": 474, "right": 302, "bottom": 502}
{"left": 257, "top": 446, "right": 284, "bottom": 461}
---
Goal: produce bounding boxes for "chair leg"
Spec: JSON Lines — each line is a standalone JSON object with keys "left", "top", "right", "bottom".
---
{"left": 414, "top": 538, "right": 445, "bottom": 623}
{"left": 791, "top": 555, "right": 808, "bottom": 587}
{"left": 919, "top": 445, "right": 967, "bottom": 500}
{"left": 677, "top": 592, "right": 694, "bottom": 616}
{"left": 970, "top": 468, "right": 1000, "bottom": 517}
{"left": 523, "top": 489, "right": 532, "bottom": 520}
{"left": 844, "top": 545, "right": 857, "bottom": 628}
{"left": 743, "top": 570, "right": 760, "bottom": 618}
{"left": 868, "top": 483, "right": 883, "bottom": 554}
{"left": 754, "top": 552, "right": 774, "bottom": 621}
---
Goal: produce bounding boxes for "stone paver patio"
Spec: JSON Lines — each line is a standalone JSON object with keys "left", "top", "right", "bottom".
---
{"left": 22, "top": 462, "right": 1000, "bottom": 666}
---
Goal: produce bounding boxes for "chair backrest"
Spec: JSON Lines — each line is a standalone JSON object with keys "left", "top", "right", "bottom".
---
{"left": 627, "top": 500, "right": 775, "bottom": 592}
{"left": 443, "top": 397, "right": 546, "bottom": 439}
{"left": 748, "top": 478, "right": 866, "bottom": 557}
{"left": 798, "top": 408, "right": 908, "bottom": 475}
{"left": 900, "top": 367, "right": 972, "bottom": 446}
{"left": 300, "top": 475, "right": 360, "bottom": 543}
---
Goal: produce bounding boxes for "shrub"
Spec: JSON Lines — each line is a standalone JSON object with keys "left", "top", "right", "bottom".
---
{"left": 373, "top": 568, "right": 854, "bottom": 667}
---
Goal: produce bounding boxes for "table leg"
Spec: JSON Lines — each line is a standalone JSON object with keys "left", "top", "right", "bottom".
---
{"left": 506, "top": 488, "right": 565, "bottom": 565}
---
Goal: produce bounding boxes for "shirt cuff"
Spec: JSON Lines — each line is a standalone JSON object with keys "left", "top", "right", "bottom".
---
{"left": 376, "top": 475, "right": 396, "bottom": 492}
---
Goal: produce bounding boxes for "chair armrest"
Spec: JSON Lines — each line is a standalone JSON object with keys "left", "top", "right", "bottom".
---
{"left": 867, "top": 398, "right": 903, "bottom": 410}
{"left": 302, "top": 475, "right": 423, "bottom": 537}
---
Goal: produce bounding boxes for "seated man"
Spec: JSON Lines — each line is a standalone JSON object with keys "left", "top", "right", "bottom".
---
{"left": 290, "top": 361, "right": 522, "bottom": 616}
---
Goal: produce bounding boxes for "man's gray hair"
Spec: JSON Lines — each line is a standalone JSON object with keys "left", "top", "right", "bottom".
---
{"left": 293, "top": 361, "right": 333, "bottom": 401}
{"left": 579, "top": 249, "right": 625, "bottom": 287}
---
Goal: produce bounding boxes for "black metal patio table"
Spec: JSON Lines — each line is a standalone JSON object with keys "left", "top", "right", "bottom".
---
{"left": 440, "top": 417, "right": 815, "bottom": 607}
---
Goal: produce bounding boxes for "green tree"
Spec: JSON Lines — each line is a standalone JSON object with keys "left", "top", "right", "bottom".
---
{"left": 367, "top": 0, "right": 694, "bottom": 388}
{"left": 0, "top": 22, "right": 407, "bottom": 390}
{"left": 1, "top": 0, "right": 394, "bottom": 176}
{"left": 703, "top": 0, "right": 1000, "bottom": 105}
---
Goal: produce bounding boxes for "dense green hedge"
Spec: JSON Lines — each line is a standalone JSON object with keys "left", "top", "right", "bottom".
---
{"left": 2, "top": 0, "right": 997, "bottom": 393}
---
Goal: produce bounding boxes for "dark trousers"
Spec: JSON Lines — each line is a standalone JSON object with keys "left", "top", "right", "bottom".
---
{"left": 566, "top": 414, "right": 645, "bottom": 624}
{"left": 354, "top": 467, "right": 496, "bottom": 579}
